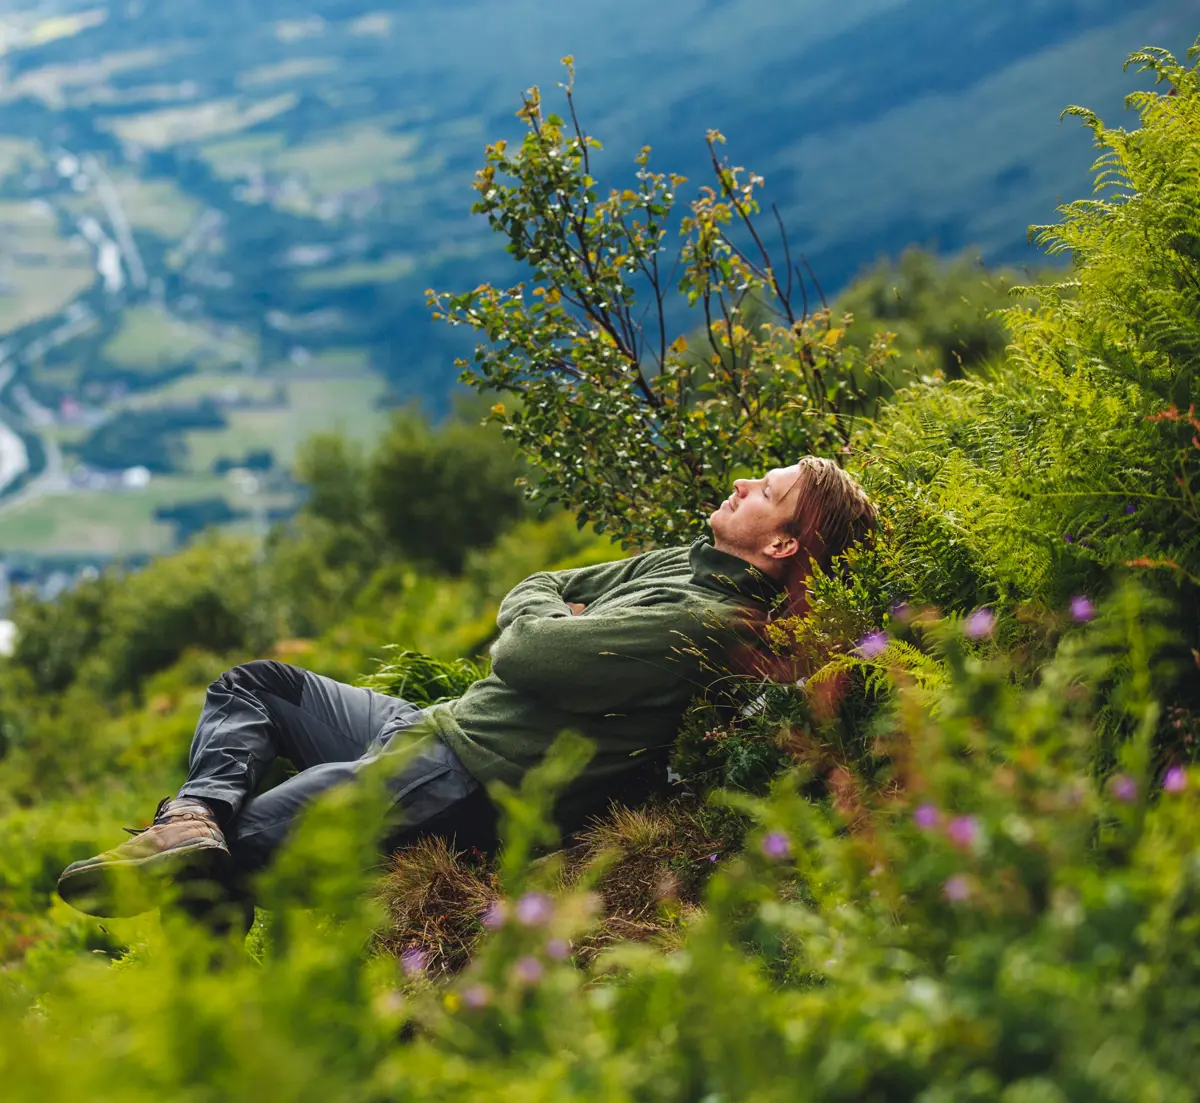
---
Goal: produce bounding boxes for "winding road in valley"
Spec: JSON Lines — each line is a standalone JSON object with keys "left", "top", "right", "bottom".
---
{"left": 0, "top": 362, "right": 30, "bottom": 497}
{"left": 0, "top": 148, "right": 147, "bottom": 517}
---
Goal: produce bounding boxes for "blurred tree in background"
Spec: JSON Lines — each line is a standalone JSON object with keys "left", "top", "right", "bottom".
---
{"left": 367, "top": 397, "right": 527, "bottom": 573}
{"left": 833, "top": 245, "right": 1060, "bottom": 379}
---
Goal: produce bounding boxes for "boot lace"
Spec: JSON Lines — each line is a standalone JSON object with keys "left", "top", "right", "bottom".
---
{"left": 122, "top": 796, "right": 185, "bottom": 836}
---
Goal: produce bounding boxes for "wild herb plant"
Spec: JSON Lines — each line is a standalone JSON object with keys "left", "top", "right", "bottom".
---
{"left": 430, "top": 60, "right": 896, "bottom": 546}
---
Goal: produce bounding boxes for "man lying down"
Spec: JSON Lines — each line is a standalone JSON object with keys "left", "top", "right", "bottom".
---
{"left": 56, "top": 457, "right": 875, "bottom": 923}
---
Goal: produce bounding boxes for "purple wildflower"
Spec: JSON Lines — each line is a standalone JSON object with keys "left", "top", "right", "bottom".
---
{"left": 545, "top": 938, "right": 571, "bottom": 961}
{"left": 1064, "top": 534, "right": 1074, "bottom": 544}
{"left": 1110, "top": 774, "right": 1138, "bottom": 804}
{"left": 1163, "top": 766, "right": 1187, "bottom": 793}
{"left": 401, "top": 948, "right": 429, "bottom": 977}
{"left": 942, "top": 875, "right": 971, "bottom": 903}
{"left": 890, "top": 601, "right": 913, "bottom": 624}
{"left": 761, "top": 831, "right": 792, "bottom": 860}
{"left": 913, "top": 803, "right": 940, "bottom": 830}
{"left": 858, "top": 630, "right": 888, "bottom": 659}
{"left": 481, "top": 901, "right": 506, "bottom": 930}
{"left": 1125, "top": 503, "right": 1136, "bottom": 515}
{"left": 462, "top": 983, "right": 491, "bottom": 1009}
{"left": 946, "top": 815, "right": 980, "bottom": 851}
{"left": 1070, "top": 595, "right": 1095, "bottom": 623}
{"left": 707, "top": 852, "right": 719, "bottom": 862}
{"left": 515, "top": 891, "right": 555, "bottom": 927}
{"left": 512, "top": 955, "right": 544, "bottom": 985}
{"left": 963, "top": 608, "right": 995, "bottom": 639}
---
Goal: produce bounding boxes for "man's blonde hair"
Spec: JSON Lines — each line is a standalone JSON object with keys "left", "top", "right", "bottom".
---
{"left": 780, "top": 457, "right": 876, "bottom": 579}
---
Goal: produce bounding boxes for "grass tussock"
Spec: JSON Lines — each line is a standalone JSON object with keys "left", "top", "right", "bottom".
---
{"left": 373, "top": 797, "right": 735, "bottom": 973}
{"left": 560, "top": 798, "right": 728, "bottom": 962}
{"left": 372, "top": 836, "right": 500, "bottom": 978}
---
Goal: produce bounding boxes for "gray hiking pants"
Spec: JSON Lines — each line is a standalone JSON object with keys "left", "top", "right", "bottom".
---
{"left": 177, "top": 660, "right": 496, "bottom": 872}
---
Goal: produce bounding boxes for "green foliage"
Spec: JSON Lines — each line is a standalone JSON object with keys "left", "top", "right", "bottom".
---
{"left": 93, "top": 537, "right": 275, "bottom": 698}
{"left": 430, "top": 61, "right": 896, "bottom": 547}
{"left": 293, "top": 397, "right": 528, "bottom": 576}
{"left": 736, "top": 42, "right": 1200, "bottom": 770}
{"left": 366, "top": 404, "right": 526, "bottom": 573}
{"left": 834, "top": 245, "right": 1059, "bottom": 380}
{"left": 293, "top": 430, "right": 373, "bottom": 531}
{"left": 7, "top": 535, "right": 276, "bottom": 701}
{"left": 2, "top": 593, "right": 1200, "bottom": 1101}
{"left": 70, "top": 401, "right": 228, "bottom": 473}
{"left": 264, "top": 508, "right": 386, "bottom": 640}
{"left": 357, "top": 647, "right": 488, "bottom": 707}
{"left": 996, "top": 42, "right": 1200, "bottom": 593}
{"left": 6, "top": 572, "right": 116, "bottom": 696}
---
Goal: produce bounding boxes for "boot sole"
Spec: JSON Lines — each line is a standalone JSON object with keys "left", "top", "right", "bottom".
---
{"left": 57, "top": 841, "right": 231, "bottom": 918}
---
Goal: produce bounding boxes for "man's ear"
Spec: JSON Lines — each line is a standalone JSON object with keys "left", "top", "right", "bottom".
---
{"left": 766, "top": 534, "right": 800, "bottom": 561}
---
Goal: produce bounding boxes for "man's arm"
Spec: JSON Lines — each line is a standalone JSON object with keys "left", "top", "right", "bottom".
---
{"left": 494, "top": 548, "right": 680, "bottom": 631}
{"left": 489, "top": 604, "right": 711, "bottom": 714}
{"left": 494, "top": 571, "right": 577, "bottom": 631}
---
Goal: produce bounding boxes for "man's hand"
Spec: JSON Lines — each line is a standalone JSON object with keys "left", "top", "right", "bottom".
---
{"left": 566, "top": 602, "right": 587, "bottom": 616}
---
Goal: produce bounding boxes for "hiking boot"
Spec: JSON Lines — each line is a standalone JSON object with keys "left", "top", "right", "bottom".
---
{"left": 56, "top": 796, "right": 231, "bottom": 918}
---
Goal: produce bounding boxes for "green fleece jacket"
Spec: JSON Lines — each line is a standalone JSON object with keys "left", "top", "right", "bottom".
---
{"left": 422, "top": 537, "right": 782, "bottom": 826}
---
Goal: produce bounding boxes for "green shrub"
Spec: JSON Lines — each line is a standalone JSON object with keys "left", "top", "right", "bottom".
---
{"left": 431, "top": 61, "right": 896, "bottom": 547}
{"left": 834, "top": 245, "right": 1059, "bottom": 380}
{"left": 366, "top": 406, "right": 527, "bottom": 574}
{"left": 1, "top": 591, "right": 1198, "bottom": 1102}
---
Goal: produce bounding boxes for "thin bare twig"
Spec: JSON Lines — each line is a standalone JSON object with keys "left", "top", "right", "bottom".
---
{"left": 714, "top": 285, "right": 755, "bottom": 422}
{"left": 771, "top": 203, "right": 797, "bottom": 324}
{"left": 799, "top": 252, "right": 829, "bottom": 313}
{"left": 794, "top": 264, "right": 809, "bottom": 322}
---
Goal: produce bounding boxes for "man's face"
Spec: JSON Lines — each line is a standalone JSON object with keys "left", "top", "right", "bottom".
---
{"left": 708, "top": 464, "right": 804, "bottom": 566}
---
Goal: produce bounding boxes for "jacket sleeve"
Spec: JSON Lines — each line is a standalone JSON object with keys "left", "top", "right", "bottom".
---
{"left": 489, "top": 604, "right": 714, "bottom": 715}
{"left": 494, "top": 548, "right": 677, "bottom": 631}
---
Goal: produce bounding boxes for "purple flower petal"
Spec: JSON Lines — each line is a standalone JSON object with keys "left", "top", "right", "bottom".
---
{"left": 1070, "top": 595, "right": 1095, "bottom": 623}
{"left": 963, "top": 608, "right": 995, "bottom": 640}
{"left": 401, "top": 948, "right": 429, "bottom": 977}
{"left": 545, "top": 937, "right": 571, "bottom": 961}
{"left": 481, "top": 901, "right": 506, "bottom": 930}
{"left": 512, "top": 955, "right": 544, "bottom": 985}
{"left": 462, "top": 983, "right": 491, "bottom": 1009}
{"left": 1163, "top": 766, "right": 1187, "bottom": 793}
{"left": 761, "top": 831, "right": 791, "bottom": 860}
{"left": 942, "top": 875, "right": 971, "bottom": 902}
{"left": 1110, "top": 774, "right": 1138, "bottom": 803}
{"left": 857, "top": 630, "right": 888, "bottom": 659}
{"left": 946, "top": 815, "right": 980, "bottom": 851}
{"left": 913, "top": 803, "right": 940, "bottom": 830}
{"left": 515, "top": 892, "right": 554, "bottom": 927}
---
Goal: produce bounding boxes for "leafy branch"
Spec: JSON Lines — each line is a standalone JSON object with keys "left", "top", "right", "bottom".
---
{"left": 429, "top": 59, "right": 897, "bottom": 547}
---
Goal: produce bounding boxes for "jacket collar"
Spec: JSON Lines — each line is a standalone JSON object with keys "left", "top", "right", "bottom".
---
{"left": 688, "top": 537, "right": 785, "bottom": 608}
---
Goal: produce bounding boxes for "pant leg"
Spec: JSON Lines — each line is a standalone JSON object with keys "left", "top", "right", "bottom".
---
{"left": 177, "top": 660, "right": 421, "bottom": 820}
{"left": 226, "top": 730, "right": 498, "bottom": 873}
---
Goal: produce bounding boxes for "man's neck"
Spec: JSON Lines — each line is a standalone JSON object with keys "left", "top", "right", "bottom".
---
{"left": 710, "top": 537, "right": 786, "bottom": 581}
